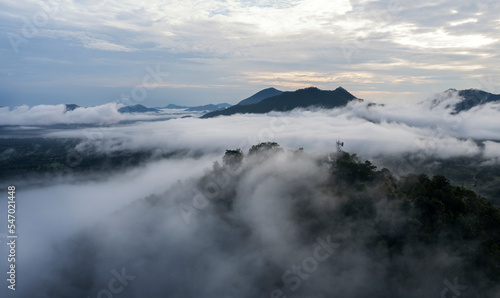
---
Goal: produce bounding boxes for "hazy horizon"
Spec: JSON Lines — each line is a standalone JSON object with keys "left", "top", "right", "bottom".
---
{"left": 1, "top": 85, "right": 498, "bottom": 109}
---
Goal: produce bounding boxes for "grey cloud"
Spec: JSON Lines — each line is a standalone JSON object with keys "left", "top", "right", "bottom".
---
{"left": 35, "top": 91, "right": 500, "bottom": 163}
{"left": 1, "top": 91, "right": 500, "bottom": 297}
{"left": 2, "top": 1, "right": 499, "bottom": 105}
{"left": 8, "top": 149, "right": 498, "bottom": 297}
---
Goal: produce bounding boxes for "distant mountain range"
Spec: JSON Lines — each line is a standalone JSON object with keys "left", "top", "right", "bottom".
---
{"left": 118, "top": 104, "right": 159, "bottom": 113}
{"left": 118, "top": 103, "right": 231, "bottom": 113}
{"left": 202, "top": 86, "right": 359, "bottom": 118}
{"left": 164, "top": 104, "right": 188, "bottom": 109}
{"left": 181, "top": 103, "right": 231, "bottom": 112}
{"left": 162, "top": 103, "right": 232, "bottom": 111}
{"left": 56, "top": 87, "right": 500, "bottom": 117}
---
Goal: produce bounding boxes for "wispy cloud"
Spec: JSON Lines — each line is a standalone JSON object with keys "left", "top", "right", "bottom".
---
{"left": 41, "top": 30, "right": 136, "bottom": 52}
{"left": 79, "top": 36, "right": 136, "bottom": 52}
{"left": 394, "top": 29, "right": 497, "bottom": 49}
{"left": 8, "top": 90, "right": 491, "bottom": 162}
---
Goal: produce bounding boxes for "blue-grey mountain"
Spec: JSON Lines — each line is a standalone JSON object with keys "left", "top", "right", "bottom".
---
{"left": 185, "top": 103, "right": 231, "bottom": 112}
{"left": 202, "top": 86, "right": 359, "bottom": 118}
{"left": 161, "top": 103, "right": 231, "bottom": 112}
{"left": 64, "top": 104, "right": 80, "bottom": 112}
{"left": 118, "top": 104, "right": 159, "bottom": 113}
{"left": 237, "top": 87, "right": 283, "bottom": 105}
{"left": 453, "top": 89, "right": 500, "bottom": 113}
{"left": 164, "top": 104, "right": 189, "bottom": 109}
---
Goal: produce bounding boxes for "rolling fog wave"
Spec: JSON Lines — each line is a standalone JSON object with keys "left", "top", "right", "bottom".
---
{"left": 1, "top": 89, "right": 499, "bottom": 297}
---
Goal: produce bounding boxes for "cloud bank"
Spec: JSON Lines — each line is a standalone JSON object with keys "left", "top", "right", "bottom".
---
{"left": 35, "top": 90, "right": 500, "bottom": 164}
{"left": 1, "top": 90, "right": 499, "bottom": 297}
{"left": 4, "top": 149, "right": 498, "bottom": 297}
{"left": 0, "top": 104, "right": 204, "bottom": 126}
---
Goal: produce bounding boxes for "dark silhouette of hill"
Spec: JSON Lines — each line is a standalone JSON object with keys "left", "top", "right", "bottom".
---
{"left": 64, "top": 104, "right": 80, "bottom": 112}
{"left": 202, "top": 86, "right": 359, "bottom": 118}
{"left": 161, "top": 103, "right": 231, "bottom": 112}
{"left": 40, "top": 143, "right": 500, "bottom": 297}
{"left": 186, "top": 103, "right": 231, "bottom": 111}
{"left": 164, "top": 104, "right": 189, "bottom": 109}
{"left": 454, "top": 89, "right": 500, "bottom": 113}
{"left": 237, "top": 87, "right": 283, "bottom": 105}
{"left": 118, "top": 104, "right": 159, "bottom": 113}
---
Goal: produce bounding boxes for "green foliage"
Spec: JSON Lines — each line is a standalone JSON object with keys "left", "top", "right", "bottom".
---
{"left": 325, "top": 150, "right": 500, "bottom": 283}
{"left": 335, "top": 152, "right": 377, "bottom": 183}
{"left": 0, "top": 138, "right": 183, "bottom": 181}
{"left": 7, "top": 138, "right": 496, "bottom": 294}
{"left": 418, "top": 156, "right": 500, "bottom": 205}
{"left": 222, "top": 149, "right": 243, "bottom": 167}
{"left": 248, "top": 142, "right": 282, "bottom": 155}
{"left": 397, "top": 173, "right": 500, "bottom": 281}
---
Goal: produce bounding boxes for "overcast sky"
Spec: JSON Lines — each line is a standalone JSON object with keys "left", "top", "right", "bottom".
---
{"left": 1, "top": 0, "right": 499, "bottom": 107}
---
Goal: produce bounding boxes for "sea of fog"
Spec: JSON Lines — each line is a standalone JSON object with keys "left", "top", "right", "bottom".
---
{"left": 0, "top": 94, "right": 499, "bottom": 297}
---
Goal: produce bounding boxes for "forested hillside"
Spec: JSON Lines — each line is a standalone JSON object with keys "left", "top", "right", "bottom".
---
{"left": 39, "top": 143, "right": 500, "bottom": 298}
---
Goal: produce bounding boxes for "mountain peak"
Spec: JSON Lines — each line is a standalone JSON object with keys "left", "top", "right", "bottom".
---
{"left": 263, "top": 87, "right": 280, "bottom": 92}
{"left": 299, "top": 86, "right": 320, "bottom": 91}
{"left": 64, "top": 104, "right": 80, "bottom": 112}
{"left": 428, "top": 88, "right": 500, "bottom": 113}
{"left": 203, "top": 87, "right": 359, "bottom": 118}
{"left": 454, "top": 88, "right": 500, "bottom": 112}
{"left": 237, "top": 87, "right": 283, "bottom": 105}
{"left": 118, "top": 104, "right": 159, "bottom": 113}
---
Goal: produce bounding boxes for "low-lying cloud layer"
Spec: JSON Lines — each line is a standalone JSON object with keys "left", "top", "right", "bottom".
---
{"left": 33, "top": 90, "right": 500, "bottom": 163}
{"left": 0, "top": 104, "right": 205, "bottom": 126}
{"left": 1, "top": 89, "right": 499, "bottom": 297}
{"left": 4, "top": 150, "right": 498, "bottom": 297}
{"left": 0, "top": 154, "right": 220, "bottom": 297}
{"left": 0, "top": 104, "right": 138, "bottom": 126}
